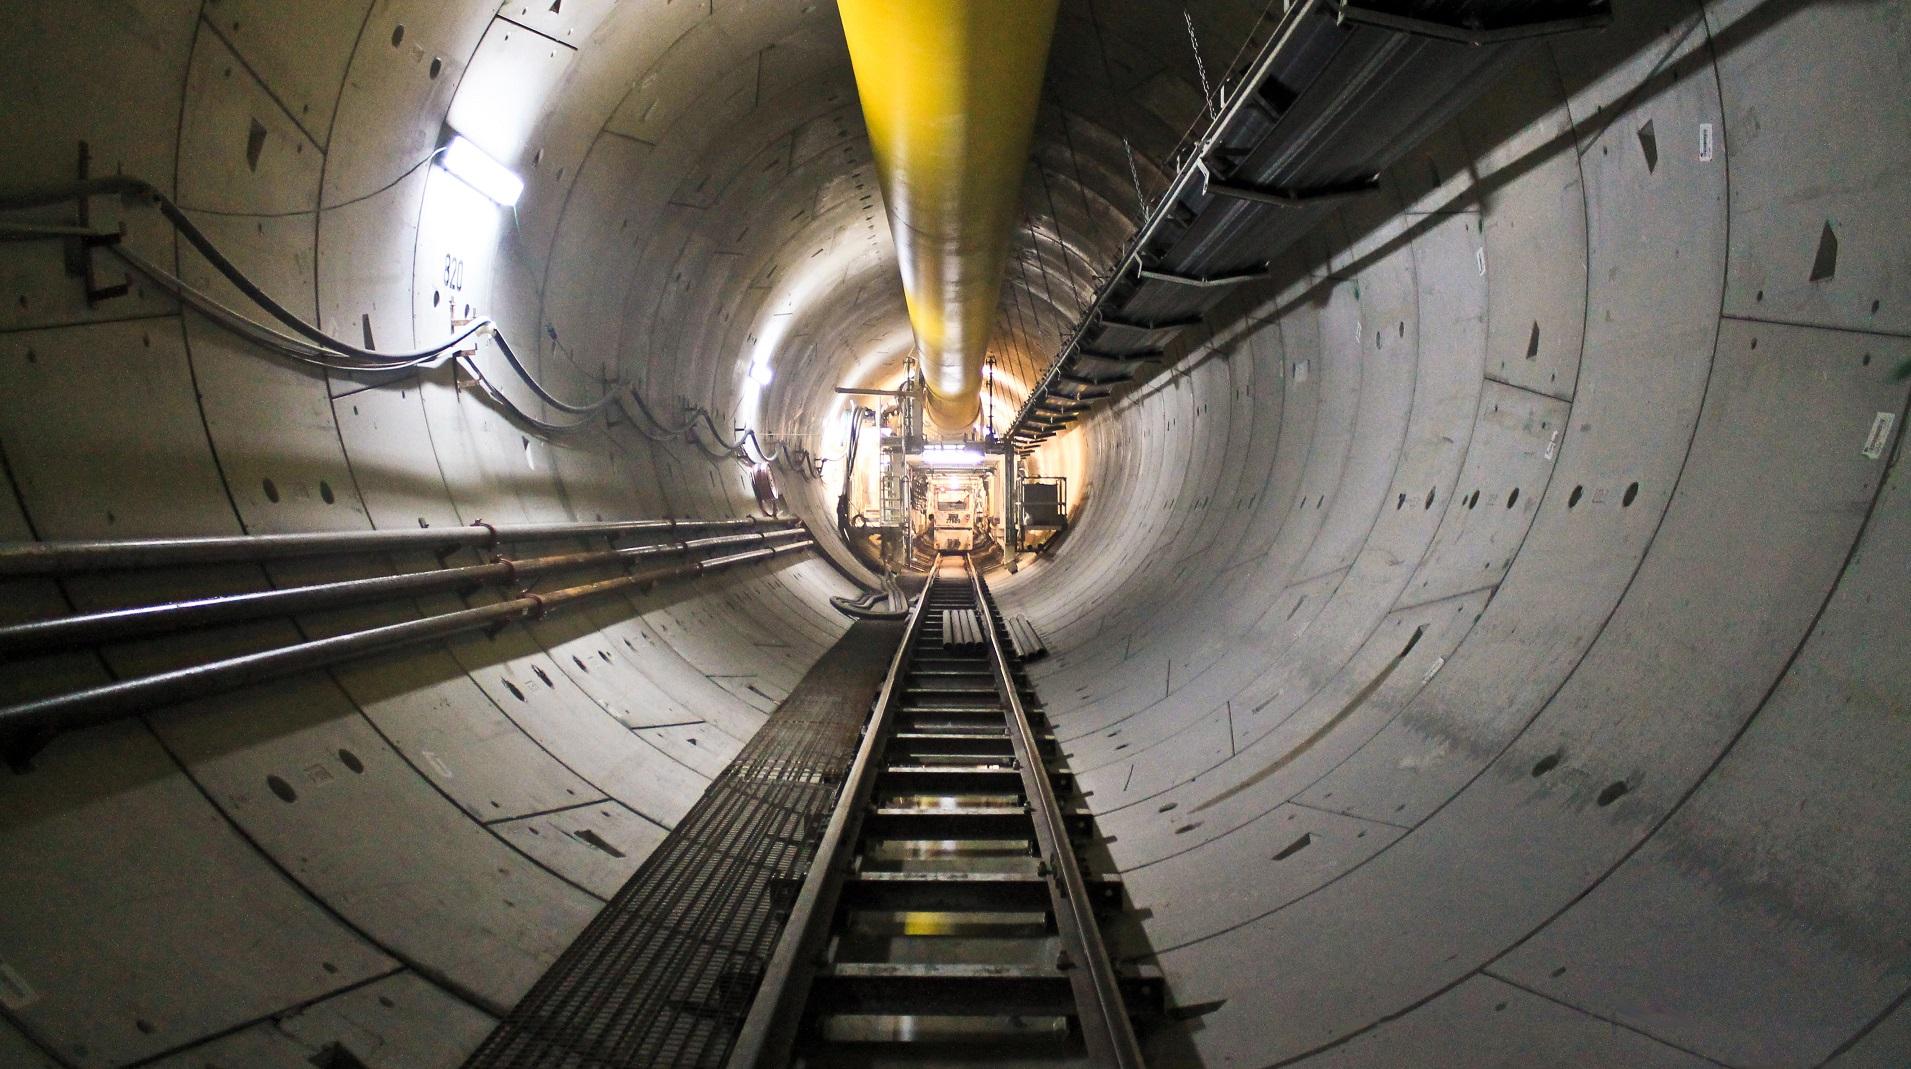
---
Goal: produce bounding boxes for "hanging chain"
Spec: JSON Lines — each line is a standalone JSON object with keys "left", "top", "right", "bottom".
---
{"left": 1184, "top": 10, "right": 1218, "bottom": 119}
{"left": 1122, "top": 137, "right": 1147, "bottom": 216}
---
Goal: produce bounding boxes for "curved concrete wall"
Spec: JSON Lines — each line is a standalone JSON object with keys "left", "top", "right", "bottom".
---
{"left": 997, "top": 0, "right": 1911, "bottom": 1065}
{"left": 0, "top": 0, "right": 1903, "bottom": 1067}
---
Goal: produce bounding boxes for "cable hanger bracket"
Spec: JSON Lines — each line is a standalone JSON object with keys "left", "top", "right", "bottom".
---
{"left": 66, "top": 142, "right": 130, "bottom": 307}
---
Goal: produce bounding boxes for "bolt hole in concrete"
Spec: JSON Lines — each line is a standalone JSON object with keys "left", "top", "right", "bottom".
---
{"left": 1506, "top": 487, "right": 1519, "bottom": 508}
{"left": 1623, "top": 481, "right": 1640, "bottom": 507}
{"left": 319, "top": 480, "right": 335, "bottom": 504}
{"left": 1532, "top": 752, "right": 1561, "bottom": 777}
{"left": 504, "top": 680, "right": 525, "bottom": 700}
{"left": 1273, "top": 833, "right": 1313, "bottom": 860}
{"left": 262, "top": 477, "right": 279, "bottom": 503}
{"left": 338, "top": 749, "right": 364, "bottom": 773}
{"left": 391, "top": 24, "right": 404, "bottom": 47}
{"left": 1569, "top": 485, "right": 1583, "bottom": 508}
{"left": 267, "top": 774, "right": 296, "bottom": 802}
{"left": 1597, "top": 781, "right": 1630, "bottom": 806}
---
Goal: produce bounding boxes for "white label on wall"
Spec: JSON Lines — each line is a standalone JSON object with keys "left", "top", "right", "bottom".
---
{"left": 1698, "top": 123, "right": 1715, "bottom": 162}
{"left": 0, "top": 963, "right": 39, "bottom": 1010}
{"left": 1544, "top": 428, "right": 1561, "bottom": 461}
{"left": 1861, "top": 411, "right": 1895, "bottom": 460}
{"left": 423, "top": 750, "right": 455, "bottom": 779}
{"left": 1422, "top": 655, "right": 1447, "bottom": 683}
{"left": 1476, "top": 247, "right": 1487, "bottom": 275}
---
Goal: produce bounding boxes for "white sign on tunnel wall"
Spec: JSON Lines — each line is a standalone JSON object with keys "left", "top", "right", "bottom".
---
{"left": 1861, "top": 412, "right": 1895, "bottom": 460}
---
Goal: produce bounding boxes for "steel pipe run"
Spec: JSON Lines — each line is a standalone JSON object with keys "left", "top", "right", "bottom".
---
{"left": 0, "top": 529, "right": 809, "bottom": 655}
{"left": 837, "top": 0, "right": 1059, "bottom": 435}
{"left": 0, "top": 516, "right": 794, "bottom": 577}
{"left": 0, "top": 538, "right": 813, "bottom": 742}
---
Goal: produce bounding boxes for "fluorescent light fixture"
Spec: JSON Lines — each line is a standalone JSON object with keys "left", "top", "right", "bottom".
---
{"left": 748, "top": 359, "right": 774, "bottom": 386}
{"left": 440, "top": 136, "right": 524, "bottom": 207}
{"left": 920, "top": 444, "right": 986, "bottom": 465}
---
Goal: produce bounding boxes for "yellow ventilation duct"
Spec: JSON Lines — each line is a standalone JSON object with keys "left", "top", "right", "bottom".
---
{"left": 838, "top": 0, "right": 1061, "bottom": 436}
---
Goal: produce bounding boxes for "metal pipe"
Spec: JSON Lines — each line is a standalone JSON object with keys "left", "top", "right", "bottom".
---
{"left": 0, "top": 539, "right": 813, "bottom": 739}
{"left": 0, "top": 529, "right": 808, "bottom": 655}
{"left": 0, "top": 516, "right": 794, "bottom": 577}
{"left": 837, "top": 0, "right": 1060, "bottom": 435}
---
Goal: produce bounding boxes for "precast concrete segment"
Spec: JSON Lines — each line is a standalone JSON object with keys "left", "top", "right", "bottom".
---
{"left": 0, "top": 0, "right": 1905, "bottom": 1066}
{"left": 995, "top": 0, "right": 1911, "bottom": 1065}
{"left": 838, "top": 0, "right": 1061, "bottom": 433}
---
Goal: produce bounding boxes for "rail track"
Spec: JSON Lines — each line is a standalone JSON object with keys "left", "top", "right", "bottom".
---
{"left": 729, "top": 553, "right": 1157, "bottom": 1067}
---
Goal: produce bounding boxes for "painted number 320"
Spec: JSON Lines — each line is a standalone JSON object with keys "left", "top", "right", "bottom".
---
{"left": 442, "top": 254, "right": 465, "bottom": 291}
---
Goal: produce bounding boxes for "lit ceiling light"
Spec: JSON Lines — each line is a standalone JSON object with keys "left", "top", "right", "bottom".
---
{"left": 921, "top": 444, "right": 985, "bottom": 465}
{"left": 749, "top": 359, "right": 774, "bottom": 386}
{"left": 439, "top": 135, "right": 524, "bottom": 207}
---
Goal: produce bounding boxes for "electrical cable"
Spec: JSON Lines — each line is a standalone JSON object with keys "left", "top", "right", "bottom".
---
{"left": 174, "top": 146, "right": 448, "bottom": 219}
{"left": 4, "top": 175, "right": 830, "bottom": 473}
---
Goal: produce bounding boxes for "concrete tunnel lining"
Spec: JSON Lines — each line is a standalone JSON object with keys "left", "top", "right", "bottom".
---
{"left": 0, "top": 0, "right": 1906, "bottom": 1066}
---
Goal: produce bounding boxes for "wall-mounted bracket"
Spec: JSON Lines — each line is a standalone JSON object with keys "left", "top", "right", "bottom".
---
{"left": 66, "top": 143, "right": 130, "bottom": 306}
{"left": 1331, "top": 0, "right": 1613, "bottom": 46}
{"left": 1136, "top": 261, "right": 1270, "bottom": 289}
{"left": 1196, "top": 158, "right": 1381, "bottom": 208}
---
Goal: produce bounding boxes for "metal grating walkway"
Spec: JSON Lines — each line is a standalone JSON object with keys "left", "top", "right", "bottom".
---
{"left": 463, "top": 619, "right": 906, "bottom": 1069}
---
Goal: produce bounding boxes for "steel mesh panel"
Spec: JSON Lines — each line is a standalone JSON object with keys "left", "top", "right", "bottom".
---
{"left": 464, "top": 620, "right": 906, "bottom": 1068}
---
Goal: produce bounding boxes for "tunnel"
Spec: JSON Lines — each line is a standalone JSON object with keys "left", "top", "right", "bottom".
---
{"left": 0, "top": 0, "right": 1906, "bottom": 1066}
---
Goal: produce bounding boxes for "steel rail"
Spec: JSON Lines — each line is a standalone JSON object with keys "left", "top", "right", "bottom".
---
{"left": 724, "top": 569, "right": 931, "bottom": 1068}
{"left": 0, "top": 529, "right": 808, "bottom": 655}
{"left": 963, "top": 555, "right": 1146, "bottom": 1066}
{"left": 0, "top": 516, "right": 795, "bottom": 577}
{"left": 0, "top": 539, "right": 813, "bottom": 739}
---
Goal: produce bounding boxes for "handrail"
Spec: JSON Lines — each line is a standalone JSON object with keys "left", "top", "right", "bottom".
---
{"left": 963, "top": 554, "right": 1145, "bottom": 1066}
{"left": 1007, "top": 0, "right": 1325, "bottom": 442}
